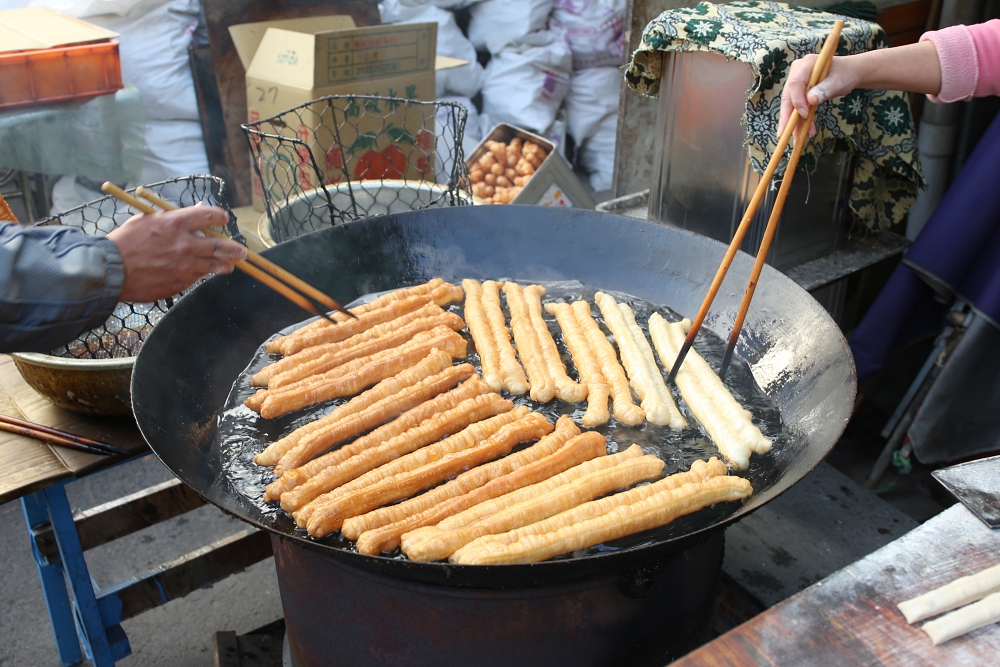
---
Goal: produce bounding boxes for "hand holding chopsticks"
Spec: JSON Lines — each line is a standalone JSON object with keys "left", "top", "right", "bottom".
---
{"left": 100, "top": 183, "right": 356, "bottom": 324}
{"left": 667, "top": 21, "right": 844, "bottom": 383}
{"left": 0, "top": 414, "right": 128, "bottom": 456}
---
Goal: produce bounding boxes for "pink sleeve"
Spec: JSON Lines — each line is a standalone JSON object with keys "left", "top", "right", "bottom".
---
{"left": 921, "top": 20, "right": 1000, "bottom": 103}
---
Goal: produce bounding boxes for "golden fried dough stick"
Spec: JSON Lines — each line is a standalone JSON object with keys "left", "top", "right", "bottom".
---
{"left": 269, "top": 311, "right": 466, "bottom": 389}
{"left": 272, "top": 282, "right": 463, "bottom": 356}
{"left": 545, "top": 303, "right": 610, "bottom": 426}
{"left": 571, "top": 300, "right": 644, "bottom": 426}
{"left": 483, "top": 280, "right": 528, "bottom": 394}
{"left": 523, "top": 286, "right": 587, "bottom": 403}
{"left": 265, "top": 374, "right": 487, "bottom": 500}
{"left": 294, "top": 406, "right": 530, "bottom": 528}
{"left": 252, "top": 303, "right": 445, "bottom": 387}
{"left": 503, "top": 282, "right": 554, "bottom": 402}
{"left": 648, "top": 315, "right": 770, "bottom": 470}
{"left": 259, "top": 329, "right": 467, "bottom": 419}
{"left": 618, "top": 301, "right": 686, "bottom": 429}
{"left": 452, "top": 475, "right": 752, "bottom": 564}
{"left": 402, "top": 447, "right": 663, "bottom": 562}
{"left": 279, "top": 393, "right": 512, "bottom": 511}
{"left": 352, "top": 429, "right": 604, "bottom": 554}
{"left": 594, "top": 292, "right": 683, "bottom": 428}
{"left": 253, "top": 350, "right": 457, "bottom": 467}
{"left": 461, "top": 279, "right": 503, "bottom": 392}
{"left": 460, "top": 458, "right": 727, "bottom": 551}
{"left": 343, "top": 416, "right": 579, "bottom": 545}
{"left": 306, "top": 412, "right": 553, "bottom": 536}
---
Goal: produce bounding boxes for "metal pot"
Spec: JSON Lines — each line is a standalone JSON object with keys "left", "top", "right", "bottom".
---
{"left": 11, "top": 353, "right": 133, "bottom": 417}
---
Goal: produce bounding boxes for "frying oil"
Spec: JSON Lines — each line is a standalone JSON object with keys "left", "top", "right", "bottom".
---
{"left": 215, "top": 280, "right": 784, "bottom": 560}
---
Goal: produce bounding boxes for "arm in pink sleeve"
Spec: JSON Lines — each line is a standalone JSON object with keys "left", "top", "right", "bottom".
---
{"left": 920, "top": 19, "right": 1000, "bottom": 102}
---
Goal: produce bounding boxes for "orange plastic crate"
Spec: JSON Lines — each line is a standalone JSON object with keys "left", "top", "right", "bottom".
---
{"left": 0, "top": 39, "right": 122, "bottom": 109}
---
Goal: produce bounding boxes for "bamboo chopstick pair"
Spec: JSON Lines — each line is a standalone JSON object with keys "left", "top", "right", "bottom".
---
{"left": 100, "top": 183, "right": 355, "bottom": 324}
{"left": 0, "top": 413, "right": 128, "bottom": 456}
{"left": 668, "top": 21, "right": 844, "bottom": 382}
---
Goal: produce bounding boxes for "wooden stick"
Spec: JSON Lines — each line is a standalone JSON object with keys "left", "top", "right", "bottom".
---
{"left": 100, "top": 183, "right": 341, "bottom": 325}
{"left": 668, "top": 22, "right": 844, "bottom": 383}
{"left": 718, "top": 21, "right": 844, "bottom": 379}
{"left": 0, "top": 415, "right": 128, "bottom": 456}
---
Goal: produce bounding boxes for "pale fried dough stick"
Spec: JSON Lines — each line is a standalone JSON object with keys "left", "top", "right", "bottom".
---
{"left": 343, "top": 416, "right": 579, "bottom": 544}
{"left": 269, "top": 311, "right": 466, "bottom": 389}
{"left": 452, "top": 476, "right": 752, "bottom": 565}
{"left": 545, "top": 303, "right": 610, "bottom": 426}
{"left": 618, "top": 301, "right": 686, "bottom": 429}
{"left": 259, "top": 330, "right": 467, "bottom": 419}
{"left": 483, "top": 280, "right": 528, "bottom": 394}
{"left": 648, "top": 315, "right": 770, "bottom": 470}
{"left": 462, "top": 279, "right": 503, "bottom": 392}
{"left": 503, "top": 282, "right": 554, "bottom": 402}
{"left": 307, "top": 412, "right": 553, "bottom": 536}
{"left": 571, "top": 301, "right": 644, "bottom": 426}
{"left": 352, "top": 429, "right": 604, "bottom": 554}
{"left": 253, "top": 350, "right": 456, "bottom": 467}
{"left": 402, "top": 448, "right": 663, "bottom": 562}
{"left": 523, "top": 286, "right": 587, "bottom": 402}
{"left": 265, "top": 374, "right": 488, "bottom": 501}
{"left": 279, "top": 393, "right": 512, "bottom": 512}
{"left": 252, "top": 303, "right": 444, "bottom": 386}
{"left": 460, "top": 458, "right": 727, "bottom": 550}
{"left": 295, "top": 407, "right": 530, "bottom": 527}
{"left": 595, "top": 292, "right": 681, "bottom": 428}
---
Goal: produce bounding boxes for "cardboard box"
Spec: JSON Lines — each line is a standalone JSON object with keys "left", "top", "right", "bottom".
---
{"left": 231, "top": 16, "right": 465, "bottom": 211}
{"left": 0, "top": 8, "right": 118, "bottom": 53}
{"left": 468, "top": 124, "right": 596, "bottom": 209}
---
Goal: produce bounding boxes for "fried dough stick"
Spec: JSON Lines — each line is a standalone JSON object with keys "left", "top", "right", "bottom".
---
{"left": 462, "top": 279, "right": 503, "bottom": 392}
{"left": 267, "top": 310, "right": 464, "bottom": 389}
{"left": 483, "top": 280, "right": 528, "bottom": 394}
{"left": 648, "top": 315, "right": 770, "bottom": 470}
{"left": 402, "top": 445, "right": 661, "bottom": 562}
{"left": 279, "top": 393, "right": 512, "bottom": 511}
{"left": 258, "top": 329, "right": 467, "bottom": 419}
{"left": 571, "top": 301, "right": 644, "bottom": 426}
{"left": 545, "top": 303, "right": 610, "bottom": 426}
{"left": 252, "top": 303, "right": 445, "bottom": 386}
{"left": 307, "top": 412, "right": 553, "bottom": 536}
{"left": 459, "top": 458, "right": 726, "bottom": 551}
{"left": 298, "top": 278, "right": 445, "bottom": 335}
{"left": 523, "top": 286, "right": 587, "bottom": 403}
{"left": 352, "top": 430, "right": 604, "bottom": 554}
{"left": 295, "top": 407, "right": 530, "bottom": 528}
{"left": 595, "top": 292, "right": 684, "bottom": 428}
{"left": 453, "top": 475, "right": 752, "bottom": 564}
{"left": 344, "top": 416, "right": 579, "bottom": 544}
{"left": 254, "top": 350, "right": 458, "bottom": 467}
{"left": 265, "top": 374, "right": 488, "bottom": 500}
{"left": 619, "top": 301, "right": 686, "bottom": 429}
{"left": 503, "top": 282, "right": 554, "bottom": 402}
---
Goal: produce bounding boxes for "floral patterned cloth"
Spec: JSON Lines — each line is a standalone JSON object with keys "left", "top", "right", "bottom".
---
{"left": 626, "top": 1, "right": 923, "bottom": 230}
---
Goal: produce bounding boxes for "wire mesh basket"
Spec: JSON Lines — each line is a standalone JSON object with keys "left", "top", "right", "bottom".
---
{"left": 31, "top": 174, "right": 241, "bottom": 359}
{"left": 244, "top": 96, "right": 472, "bottom": 245}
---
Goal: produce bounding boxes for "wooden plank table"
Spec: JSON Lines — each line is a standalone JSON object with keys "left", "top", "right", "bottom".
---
{"left": 672, "top": 503, "right": 1000, "bottom": 666}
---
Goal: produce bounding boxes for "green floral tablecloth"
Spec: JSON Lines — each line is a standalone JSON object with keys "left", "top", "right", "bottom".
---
{"left": 625, "top": 1, "right": 923, "bottom": 230}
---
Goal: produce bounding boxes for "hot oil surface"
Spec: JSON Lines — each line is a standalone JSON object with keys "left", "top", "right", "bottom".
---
{"left": 215, "top": 280, "right": 784, "bottom": 560}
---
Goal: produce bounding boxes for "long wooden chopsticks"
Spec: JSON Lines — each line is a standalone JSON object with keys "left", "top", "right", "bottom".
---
{"left": 100, "top": 183, "right": 356, "bottom": 325}
{"left": 668, "top": 21, "right": 844, "bottom": 382}
{"left": 0, "top": 414, "right": 128, "bottom": 456}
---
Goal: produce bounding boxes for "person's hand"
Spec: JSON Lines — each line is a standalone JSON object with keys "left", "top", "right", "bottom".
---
{"left": 778, "top": 54, "right": 860, "bottom": 137}
{"left": 107, "top": 204, "right": 247, "bottom": 302}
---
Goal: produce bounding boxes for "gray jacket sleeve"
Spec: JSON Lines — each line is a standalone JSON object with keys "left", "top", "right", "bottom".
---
{"left": 0, "top": 222, "right": 124, "bottom": 353}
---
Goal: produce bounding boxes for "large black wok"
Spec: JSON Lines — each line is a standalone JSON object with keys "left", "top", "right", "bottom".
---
{"left": 132, "top": 205, "right": 855, "bottom": 588}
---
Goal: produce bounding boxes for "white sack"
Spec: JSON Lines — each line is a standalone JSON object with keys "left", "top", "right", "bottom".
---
{"left": 544, "top": 113, "right": 567, "bottom": 158}
{"left": 379, "top": 0, "right": 485, "bottom": 98}
{"left": 550, "top": 0, "right": 626, "bottom": 70}
{"left": 468, "top": 0, "right": 553, "bottom": 54}
{"left": 480, "top": 31, "right": 572, "bottom": 134}
{"left": 398, "top": 0, "right": 481, "bottom": 8}
{"left": 578, "top": 113, "right": 617, "bottom": 192}
{"left": 434, "top": 95, "right": 481, "bottom": 184}
{"left": 564, "top": 66, "right": 622, "bottom": 142}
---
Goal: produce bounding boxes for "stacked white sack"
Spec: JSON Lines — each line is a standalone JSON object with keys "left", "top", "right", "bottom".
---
{"left": 467, "top": 0, "right": 554, "bottom": 54}
{"left": 550, "top": 0, "right": 626, "bottom": 70}
{"left": 480, "top": 30, "right": 572, "bottom": 135}
{"left": 564, "top": 67, "right": 621, "bottom": 191}
{"left": 379, "top": 0, "right": 485, "bottom": 99}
